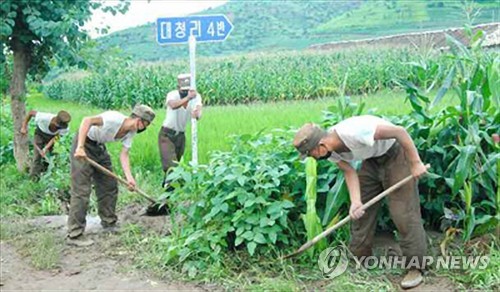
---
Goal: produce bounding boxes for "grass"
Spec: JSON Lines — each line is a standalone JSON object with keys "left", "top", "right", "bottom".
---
{"left": 433, "top": 234, "right": 500, "bottom": 290}
{"left": 25, "top": 231, "right": 63, "bottom": 270}
{"left": 315, "top": 0, "right": 499, "bottom": 38}
{"left": 6, "top": 87, "right": 451, "bottom": 215}
{"left": 27, "top": 88, "right": 416, "bottom": 168}
{"left": 8, "top": 87, "right": 494, "bottom": 290}
{"left": 316, "top": 1, "right": 429, "bottom": 33}
{"left": 117, "top": 224, "right": 396, "bottom": 290}
{"left": 1, "top": 222, "right": 62, "bottom": 270}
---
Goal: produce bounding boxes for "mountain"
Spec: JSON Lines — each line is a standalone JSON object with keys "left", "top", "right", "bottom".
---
{"left": 96, "top": 0, "right": 499, "bottom": 61}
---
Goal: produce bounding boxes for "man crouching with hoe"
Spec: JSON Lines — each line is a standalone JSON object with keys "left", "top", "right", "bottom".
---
{"left": 67, "top": 105, "right": 155, "bottom": 247}
{"left": 293, "top": 115, "right": 428, "bottom": 289}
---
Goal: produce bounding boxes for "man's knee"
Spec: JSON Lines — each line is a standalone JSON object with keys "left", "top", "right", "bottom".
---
{"left": 349, "top": 244, "right": 373, "bottom": 257}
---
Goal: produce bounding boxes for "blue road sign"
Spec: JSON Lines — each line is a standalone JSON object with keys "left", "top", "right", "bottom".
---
{"left": 156, "top": 15, "right": 233, "bottom": 45}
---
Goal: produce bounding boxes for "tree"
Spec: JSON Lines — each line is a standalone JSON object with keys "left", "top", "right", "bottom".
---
{"left": 0, "top": 0, "right": 129, "bottom": 171}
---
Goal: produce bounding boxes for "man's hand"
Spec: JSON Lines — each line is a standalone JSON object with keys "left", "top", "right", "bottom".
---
{"left": 192, "top": 108, "right": 201, "bottom": 119}
{"left": 187, "top": 89, "right": 197, "bottom": 100}
{"left": 20, "top": 127, "right": 27, "bottom": 135}
{"left": 127, "top": 177, "right": 136, "bottom": 191}
{"left": 39, "top": 149, "right": 46, "bottom": 158}
{"left": 410, "top": 161, "right": 427, "bottom": 179}
{"left": 74, "top": 146, "right": 87, "bottom": 159}
{"left": 349, "top": 201, "right": 365, "bottom": 220}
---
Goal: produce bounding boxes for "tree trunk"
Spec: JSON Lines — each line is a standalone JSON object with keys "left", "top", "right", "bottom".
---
{"left": 10, "top": 39, "right": 31, "bottom": 172}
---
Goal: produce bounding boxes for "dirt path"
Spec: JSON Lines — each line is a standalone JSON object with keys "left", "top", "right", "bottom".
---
{"left": 0, "top": 210, "right": 460, "bottom": 291}
{"left": 0, "top": 241, "right": 202, "bottom": 291}
{"left": 0, "top": 207, "right": 206, "bottom": 291}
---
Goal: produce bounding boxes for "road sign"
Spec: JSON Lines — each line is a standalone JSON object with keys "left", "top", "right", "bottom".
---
{"left": 156, "top": 15, "right": 233, "bottom": 45}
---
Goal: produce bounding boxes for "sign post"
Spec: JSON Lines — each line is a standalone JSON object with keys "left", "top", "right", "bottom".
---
{"left": 189, "top": 35, "right": 198, "bottom": 165}
{"left": 156, "top": 15, "right": 233, "bottom": 166}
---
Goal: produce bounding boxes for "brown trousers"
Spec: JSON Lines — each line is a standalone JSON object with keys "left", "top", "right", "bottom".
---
{"left": 158, "top": 127, "right": 186, "bottom": 173}
{"left": 349, "top": 142, "right": 427, "bottom": 264}
{"left": 67, "top": 134, "right": 118, "bottom": 238}
{"left": 29, "top": 127, "right": 55, "bottom": 178}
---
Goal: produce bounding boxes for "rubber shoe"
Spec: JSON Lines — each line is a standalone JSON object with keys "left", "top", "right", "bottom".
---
{"left": 66, "top": 236, "right": 94, "bottom": 247}
{"left": 401, "top": 269, "right": 423, "bottom": 289}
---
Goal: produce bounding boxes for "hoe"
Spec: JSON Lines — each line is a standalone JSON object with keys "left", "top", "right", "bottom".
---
{"left": 283, "top": 164, "right": 430, "bottom": 259}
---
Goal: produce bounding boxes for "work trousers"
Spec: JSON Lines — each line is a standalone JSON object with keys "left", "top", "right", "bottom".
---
{"left": 158, "top": 126, "right": 186, "bottom": 173}
{"left": 349, "top": 142, "right": 427, "bottom": 266}
{"left": 67, "top": 134, "right": 118, "bottom": 238}
{"left": 29, "top": 127, "right": 55, "bottom": 178}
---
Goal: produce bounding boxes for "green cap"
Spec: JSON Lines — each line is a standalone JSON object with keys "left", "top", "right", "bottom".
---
{"left": 132, "top": 104, "right": 155, "bottom": 123}
{"left": 293, "top": 123, "right": 326, "bottom": 157}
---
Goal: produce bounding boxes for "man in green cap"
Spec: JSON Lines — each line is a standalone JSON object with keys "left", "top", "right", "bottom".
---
{"left": 67, "top": 104, "right": 155, "bottom": 247}
{"left": 294, "top": 115, "right": 427, "bottom": 289}
{"left": 21, "top": 110, "right": 72, "bottom": 179}
{"left": 158, "top": 73, "right": 202, "bottom": 190}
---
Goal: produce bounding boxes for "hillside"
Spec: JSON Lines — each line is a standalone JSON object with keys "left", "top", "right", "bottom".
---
{"left": 96, "top": 0, "right": 498, "bottom": 61}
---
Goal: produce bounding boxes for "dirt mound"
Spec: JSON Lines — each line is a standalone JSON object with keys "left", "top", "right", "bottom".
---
{"left": 119, "top": 204, "right": 172, "bottom": 235}
{"left": 25, "top": 203, "right": 171, "bottom": 237}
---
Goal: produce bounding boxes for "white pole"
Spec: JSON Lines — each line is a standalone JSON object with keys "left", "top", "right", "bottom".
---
{"left": 189, "top": 35, "right": 198, "bottom": 166}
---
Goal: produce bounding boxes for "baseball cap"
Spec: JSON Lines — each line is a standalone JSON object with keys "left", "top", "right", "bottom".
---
{"left": 177, "top": 73, "right": 191, "bottom": 90}
{"left": 55, "top": 111, "right": 71, "bottom": 128}
{"left": 293, "top": 123, "right": 326, "bottom": 158}
{"left": 132, "top": 104, "right": 155, "bottom": 123}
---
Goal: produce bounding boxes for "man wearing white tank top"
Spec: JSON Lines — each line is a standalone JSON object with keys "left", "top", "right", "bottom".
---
{"left": 294, "top": 115, "right": 428, "bottom": 289}
{"left": 67, "top": 104, "right": 155, "bottom": 247}
{"left": 20, "top": 110, "right": 71, "bottom": 179}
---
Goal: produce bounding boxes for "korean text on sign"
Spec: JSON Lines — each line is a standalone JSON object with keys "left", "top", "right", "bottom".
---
{"left": 156, "top": 15, "right": 234, "bottom": 44}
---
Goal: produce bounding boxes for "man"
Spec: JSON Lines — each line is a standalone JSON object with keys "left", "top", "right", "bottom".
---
{"left": 158, "top": 73, "right": 202, "bottom": 189}
{"left": 293, "top": 115, "right": 428, "bottom": 289}
{"left": 21, "top": 110, "right": 71, "bottom": 179}
{"left": 67, "top": 104, "right": 155, "bottom": 246}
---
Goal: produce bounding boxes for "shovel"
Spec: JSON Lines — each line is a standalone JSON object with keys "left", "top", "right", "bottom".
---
{"left": 84, "top": 157, "right": 169, "bottom": 216}
{"left": 283, "top": 164, "right": 431, "bottom": 259}
{"left": 31, "top": 136, "right": 56, "bottom": 161}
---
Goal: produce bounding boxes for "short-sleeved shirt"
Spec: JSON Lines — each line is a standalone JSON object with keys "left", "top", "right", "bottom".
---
{"left": 34, "top": 112, "right": 69, "bottom": 136}
{"left": 327, "top": 115, "right": 396, "bottom": 163}
{"left": 162, "top": 90, "right": 202, "bottom": 132}
{"left": 87, "top": 111, "right": 135, "bottom": 148}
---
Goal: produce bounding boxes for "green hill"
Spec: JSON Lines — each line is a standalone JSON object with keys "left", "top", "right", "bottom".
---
{"left": 97, "top": 0, "right": 498, "bottom": 61}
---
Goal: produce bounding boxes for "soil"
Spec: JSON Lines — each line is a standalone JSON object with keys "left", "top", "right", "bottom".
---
{"left": 0, "top": 206, "right": 464, "bottom": 291}
{"left": 0, "top": 204, "right": 206, "bottom": 291}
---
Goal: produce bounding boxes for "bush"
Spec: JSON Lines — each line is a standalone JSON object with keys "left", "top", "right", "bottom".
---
{"left": 0, "top": 101, "right": 15, "bottom": 164}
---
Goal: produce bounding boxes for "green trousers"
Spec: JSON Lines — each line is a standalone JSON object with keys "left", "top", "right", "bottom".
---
{"left": 349, "top": 142, "right": 427, "bottom": 265}
{"left": 158, "top": 126, "right": 186, "bottom": 173}
{"left": 29, "top": 127, "right": 54, "bottom": 179}
{"left": 67, "top": 134, "right": 118, "bottom": 238}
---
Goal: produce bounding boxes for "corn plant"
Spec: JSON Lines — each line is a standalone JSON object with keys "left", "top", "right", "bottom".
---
{"left": 42, "top": 48, "right": 446, "bottom": 108}
{"left": 398, "top": 30, "right": 499, "bottom": 240}
{"left": 301, "top": 157, "right": 327, "bottom": 257}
